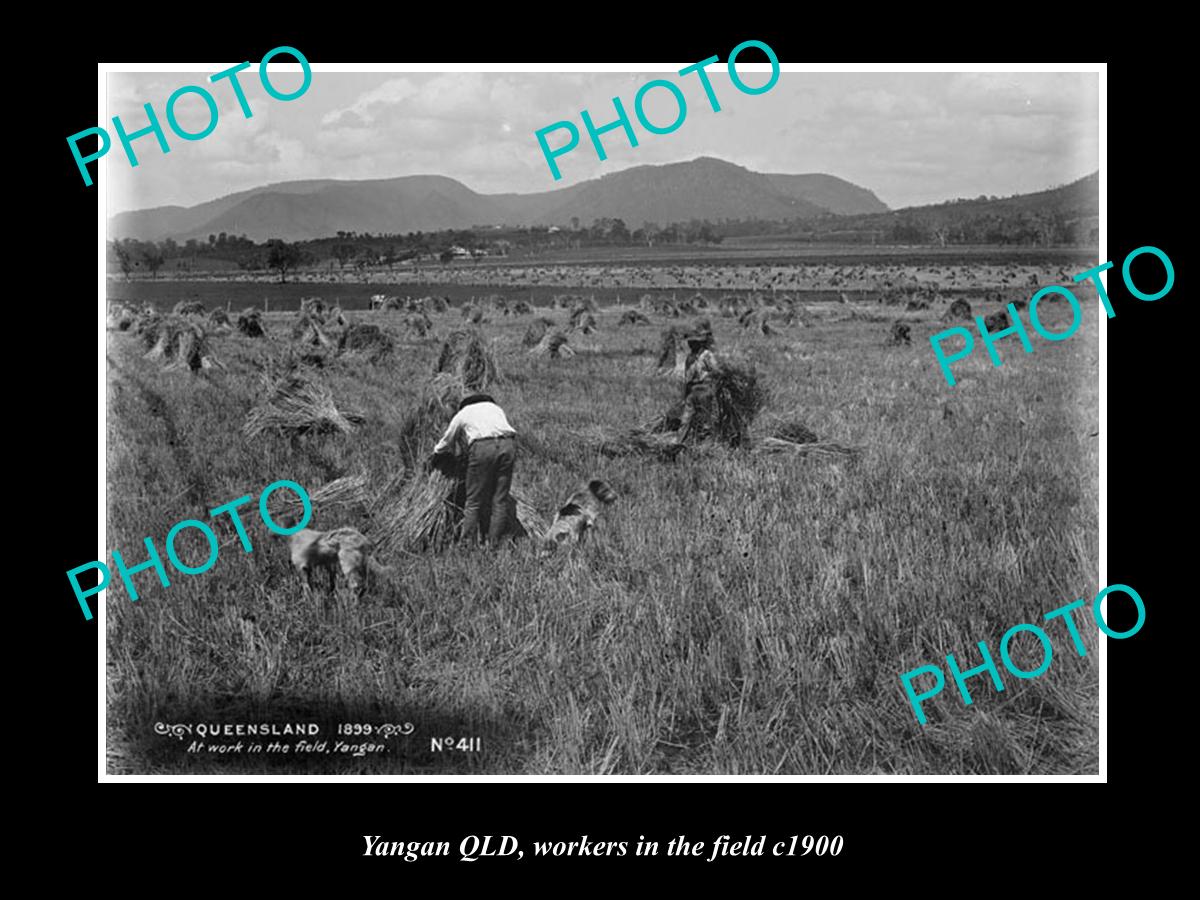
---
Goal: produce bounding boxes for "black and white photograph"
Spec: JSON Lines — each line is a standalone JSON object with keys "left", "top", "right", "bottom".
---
{"left": 95, "top": 59, "right": 1105, "bottom": 777}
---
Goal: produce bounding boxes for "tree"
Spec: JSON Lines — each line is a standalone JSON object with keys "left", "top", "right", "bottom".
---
{"left": 332, "top": 243, "right": 357, "bottom": 270}
{"left": 113, "top": 240, "right": 134, "bottom": 280}
{"left": 141, "top": 242, "right": 165, "bottom": 279}
{"left": 266, "top": 239, "right": 303, "bottom": 283}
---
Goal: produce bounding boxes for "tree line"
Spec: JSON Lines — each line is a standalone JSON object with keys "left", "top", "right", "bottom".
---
{"left": 107, "top": 200, "right": 1095, "bottom": 282}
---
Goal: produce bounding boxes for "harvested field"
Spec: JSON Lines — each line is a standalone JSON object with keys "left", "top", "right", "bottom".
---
{"left": 105, "top": 255, "right": 1100, "bottom": 776}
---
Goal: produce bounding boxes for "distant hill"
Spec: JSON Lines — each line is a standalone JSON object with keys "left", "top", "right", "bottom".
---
{"left": 764, "top": 173, "right": 889, "bottom": 215}
{"left": 110, "top": 157, "right": 889, "bottom": 242}
{"left": 799, "top": 171, "right": 1099, "bottom": 245}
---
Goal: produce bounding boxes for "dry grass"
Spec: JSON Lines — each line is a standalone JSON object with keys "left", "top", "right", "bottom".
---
{"left": 242, "top": 366, "right": 357, "bottom": 438}
{"left": 105, "top": 277, "right": 1099, "bottom": 775}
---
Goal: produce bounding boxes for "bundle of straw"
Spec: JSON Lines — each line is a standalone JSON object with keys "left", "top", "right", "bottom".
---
{"left": 887, "top": 321, "right": 912, "bottom": 346}
{"left": 173, "top": 300, "right": 206, "bottom": 317}
{"left": 237, "top": 308, "right": 266, "bottom": 338}
{"left": 338, "top": 323, "right": 394, "bottom": 361}
{"left": 654, "top": 327, "right": 687, "bottom": 376}
{"left": 144, "top": 316, "right": 188, "bottom": 362}
{"left": 374, "top": 467, "right": 461, "bottom": 553}
{"left": 754, "top": 437, "right": 862, "bottom": 457}
{"left": 698, "top": 360, "right": 769, "bottom": 447}
{"left": 242, "top": 370, "right": 356, "bottom": 438}
{"left": 165, "top": 323, "right": 223, "bottom": 372}
{"left": 618, "top": 309, "right": 650, "bottom": 326}
{"left": 292, "top": 312, "right": 333, "bottom": 348}
{"left": 529, "top": 330, "right": 574, "bottom": 358}
{"left": 522, "top": 317, "right": 555, "bottom": 347}
{"left": 434, "top": 328, "right": 499, "bottom": 391}
{"left": 277, "top": 472, "right": 374, "bottom": 519}
{"left": 209, "top": 307, "right": 232, "bottom": 329}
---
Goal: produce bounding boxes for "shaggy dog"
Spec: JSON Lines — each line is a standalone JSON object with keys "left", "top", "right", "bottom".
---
{"left": 286, "top": 526, "right": 391, "bottom": 608}
{"left": 542, "top": 480, "right": 618, "bottom": 549}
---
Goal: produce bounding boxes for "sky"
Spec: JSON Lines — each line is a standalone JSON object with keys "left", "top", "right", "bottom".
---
{"left": 103, "top": 68, "right": 1100, "bottom": 216}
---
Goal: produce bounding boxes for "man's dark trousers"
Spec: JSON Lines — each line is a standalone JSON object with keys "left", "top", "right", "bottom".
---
{"left": 462, "top": 436, "right": 517, "bottom": 545}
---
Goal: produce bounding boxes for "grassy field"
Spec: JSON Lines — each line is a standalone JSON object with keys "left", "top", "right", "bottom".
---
{"left": 104, "top": 277, "right": 1099, "bottom": 774}
{"left": 107, "top": 246, "right": 1097, "bottom": 314}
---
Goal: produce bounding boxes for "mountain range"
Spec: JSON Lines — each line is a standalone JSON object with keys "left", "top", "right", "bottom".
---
{"left": 109, "top": 157, "right": 890, "bottom": 243}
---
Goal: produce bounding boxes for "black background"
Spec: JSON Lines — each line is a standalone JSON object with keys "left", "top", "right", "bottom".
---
{"left": 34, "top": 17, "right": 1180, "bottom": 879}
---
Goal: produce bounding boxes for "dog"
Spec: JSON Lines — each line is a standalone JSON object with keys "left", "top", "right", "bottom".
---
{"left": 542, "top": 479, "right": 618, "bottom": 550}
{"left": 286, "top": 526, "right": 392, "bottom": 609}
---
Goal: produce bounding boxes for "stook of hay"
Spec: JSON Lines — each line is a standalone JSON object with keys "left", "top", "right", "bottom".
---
{"left": 512, "top": 300, "right": 532, "bottom": 316}
{"left": 299, "top": 296, "right": 326, "bottom": 319}
{"left": 684, "top": 360, "right": 768, "bottom": 448}
{"left": 173, "top": 300, "right": 206, "bottom": 317}
{"left": 887, "top": 321, "right": 912, "bottom": 346}
{"left": 166, "top": 323, "right": 224, "bottom": 373}
{"left": 943, "top": 298, "right": 972, "bottom": 321}
{"left": 338, "top": 323, "right": 394, "bottom": 362}
{"left": 143, "top": 315, "right": 187, "bottom": 361}
{"left": 237, "top": 308, "right": 267, "bottom": 338}
{"left": 404, "top": 313, "right": 432, "bottom": 337}
{"left": 243, "top": 368, "right": 357, "bottom": 438}
{"left": 983, "top": 310, "right": 1011, "bottom": 332}
{"left": 434, "top": 328, "right": 500, "bottom": 391}
{"left": 292, "top": 312, "right": 333, "bottom": 348}
{"left": 618, "top": 309, "right": 650, "bottom": 326}
{"left": 654, "top": 327, "right": 687, "bottom": 376}
{"left": 522, "top": 316, "right": 555, "bottom": 347}
{"left": 208, "top": 307, "right": 232, "bottom": 329}
{"left": 529, "top": 330, "right": 575, "bottom": 358}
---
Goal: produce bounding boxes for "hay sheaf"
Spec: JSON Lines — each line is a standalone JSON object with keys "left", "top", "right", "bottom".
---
{"left": 983, "top": 310, "right": 1011, "bottom": 332}
{"left": 338, "top": 323, "right": 394, "bottom": 362}
{"left": 374, "top": 461, "right": 547, "bottom": 552}
{"left": 654, "top": 327, "right": 687, "bottom": 375}
{"left": 142, "top": 316, "right": 222, "bottom": 371}
{"left": 529, "top": 330, "right": 574, "bottom": 358}
{"left": 404, "top": 313, "right": 432, "bottom": 337}
{"left": 434, "top": 328, "right": 500, "bottom": 391}
{"left": 618, "top": 309, "right": 650, "bottom": 326}
{"left": 243, "top": 369, "right": 358, "bottom": 438}
{"left": 173, "top": 300, "right": 207, "bottom": 317}
{"left": 943, "top": 298, "right": 972, "bottom": 321}
{"left": 237, "top": 308, "right": 267, "bottom": 338}
{"left": 887, "top": 321, "right": 912, "bottom": 346}
{"left": 292, "top": 312, "right": 333, "bottom": 348}
{"left": 595, "top": 358, "right": 767, "bottom": 456}
{"left": 689, "top": 361, "right": 769, "bottom": 448}
{"left": 209, "top": 307, "right": 232, "bottom": 329}
{"left": 522, "top": 317, "right": 555, "bottom": 348}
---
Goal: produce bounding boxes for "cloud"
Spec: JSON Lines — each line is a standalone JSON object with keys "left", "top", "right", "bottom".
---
{"left": 105, "top": 70, "right": 1100, "bottom": 214}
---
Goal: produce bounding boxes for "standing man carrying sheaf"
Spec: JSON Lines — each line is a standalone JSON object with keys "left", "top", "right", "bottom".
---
{"left": 431, "top": 393, "right": 518, "bottom": 546}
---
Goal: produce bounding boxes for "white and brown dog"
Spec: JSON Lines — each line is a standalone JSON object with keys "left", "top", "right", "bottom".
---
{"left": 542, "top": 480, "right": 618, "bottom": 550}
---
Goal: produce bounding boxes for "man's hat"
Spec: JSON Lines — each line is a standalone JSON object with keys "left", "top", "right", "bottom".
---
{"left": 458, "top": 392, "right": 495, "bottom": 411}
{"left": 685, "top": 330, "right": 713, "bottom": 346}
